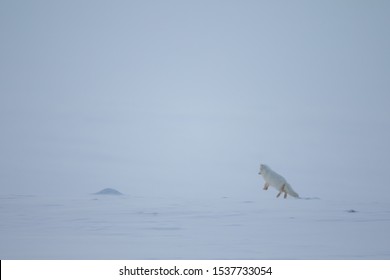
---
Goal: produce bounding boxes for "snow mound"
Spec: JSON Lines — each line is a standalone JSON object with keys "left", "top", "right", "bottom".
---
{"left": 93, "top": 188, "right": 123, "bottom": 195}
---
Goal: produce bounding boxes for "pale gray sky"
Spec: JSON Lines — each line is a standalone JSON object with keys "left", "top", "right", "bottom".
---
{"left": 1, "top": 0, "right": 389, "bottom": 200}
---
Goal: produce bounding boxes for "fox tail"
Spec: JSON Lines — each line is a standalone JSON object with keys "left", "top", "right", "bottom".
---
{"left": 285, "top": 183, "right": 299, "bottom": 198}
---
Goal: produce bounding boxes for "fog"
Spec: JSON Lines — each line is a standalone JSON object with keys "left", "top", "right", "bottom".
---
{"left": 1, "top": 0, "right": 389, "bottom": 201}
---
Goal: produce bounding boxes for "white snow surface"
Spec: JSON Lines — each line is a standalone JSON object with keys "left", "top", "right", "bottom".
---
{"left": 1, "top": 193, "right": 389, "bottom": 260}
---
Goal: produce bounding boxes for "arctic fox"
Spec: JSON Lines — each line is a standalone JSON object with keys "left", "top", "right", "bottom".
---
{"left": 258, "top": 164, "right": 299, "bottom": 199}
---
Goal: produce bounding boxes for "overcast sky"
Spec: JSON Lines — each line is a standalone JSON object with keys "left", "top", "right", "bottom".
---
{"left": 1, "top": 0, "right": 389, "bottom": 200}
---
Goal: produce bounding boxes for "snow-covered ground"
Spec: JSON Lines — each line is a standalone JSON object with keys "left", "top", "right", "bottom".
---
{"left": 1, "top": 192, "right": 389, "bottom": 259}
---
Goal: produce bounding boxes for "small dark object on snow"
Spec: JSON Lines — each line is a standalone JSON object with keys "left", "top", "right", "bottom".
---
{"left": 346, "top": 209, "right": 358, "bottom": 213}
{"left": 94, "top": 188, "right": 123, "bottom": 195}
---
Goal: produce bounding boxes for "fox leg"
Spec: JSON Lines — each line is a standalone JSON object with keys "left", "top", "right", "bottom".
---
{"left": 263, "top": 182, "right": 269, "bottom": 190}
{"left": 282, "top": 185, "right": 288, "bottom": 199}
{"left": 276, "top": 184, "right": 286, "bottom": 198}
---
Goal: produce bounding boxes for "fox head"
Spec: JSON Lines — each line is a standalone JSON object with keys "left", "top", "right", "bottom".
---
{"left": 259, "top": 164, "right": 266, "bottom": 175}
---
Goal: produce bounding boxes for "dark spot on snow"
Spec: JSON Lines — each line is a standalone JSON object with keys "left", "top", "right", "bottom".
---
{"left": 93, "top": 188, "right": 123, "bottom": 195}
{"left": 346, "top": 209, "right": 358, "bottom": 213}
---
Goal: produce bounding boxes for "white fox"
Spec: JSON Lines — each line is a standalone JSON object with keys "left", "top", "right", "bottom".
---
{"left": 258, "top": 164, "right": 299, "bottom": 199}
